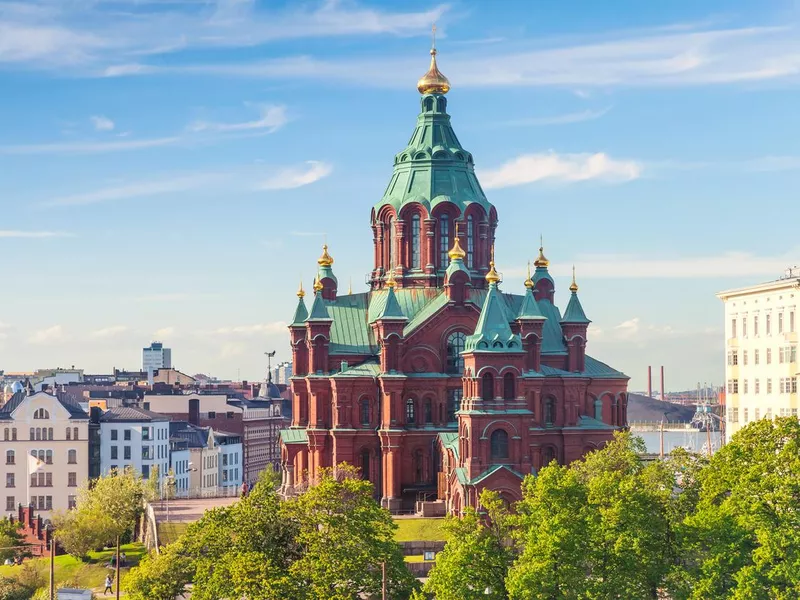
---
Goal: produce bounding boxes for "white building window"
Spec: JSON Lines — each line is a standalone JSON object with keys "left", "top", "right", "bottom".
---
{"left": 744, "top": 408, "right": 749, "bottom": 423}
{"left": 778, "top": 312, "right": 784, "bottom": 334}
{"left": 731, "top": 318, "right": 737, "bottom": 338}
{"left": 743, "top": 350, "right": 748, "bottom": 365}
{"left": 755, "top": 379, "right": 760, "bottom": 394}
{"left": 766, "top": 313, "right": 771, "bottom": 335}
{"left": 754, "top": 349, "right": 760, "bottom": 365}
{"left": 742, "top": 317, "right": 748, "bottom": 337}
{"left": 754, "top": 315, "right": 759, "bottom": 336}
{"left": 767, "top": 348, "right": 772, "bottom": 364}
{"left": 767, "top": 379, "right": 773, "bottom": 394}
{"left": 743, "top": 380, "right": 748, "bottom": 394}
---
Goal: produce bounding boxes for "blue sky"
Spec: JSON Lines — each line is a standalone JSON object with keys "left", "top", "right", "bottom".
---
{"left": 1, "top": 0, "right": 799, "bottom": 391}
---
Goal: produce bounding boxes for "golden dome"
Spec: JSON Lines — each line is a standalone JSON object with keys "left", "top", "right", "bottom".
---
{"left": 417, "top": 47, "right": 450, "bottom": 95}
{"left": 386, "top": 268, "right": 397, "bottom": 288}
{"left": 297, "top": 280, "right": 306, "bottom": 299}
{"left": 318, "top": 244, "right": 334, "bottom": 267}
{"left": 313, "top": 276, "right": 324, "bottom": 293}
{"left": 448, "top": 235, "right": 466, "bottom": 261}
{"left": 534, "top": 236, "right": 549, "bottom": 268}
{"left": 569, "top": 265, "right": 579, "bottom": 293}
{"left": 524, "top": 261, "right": 534, "bottom": 289}
{"left": 485, "top": 261, "right": 500, "bottom": 285}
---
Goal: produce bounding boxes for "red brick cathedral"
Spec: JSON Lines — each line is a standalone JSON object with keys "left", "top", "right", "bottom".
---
{"left": 280, "top": 45, "right": 628, "bottom": 515}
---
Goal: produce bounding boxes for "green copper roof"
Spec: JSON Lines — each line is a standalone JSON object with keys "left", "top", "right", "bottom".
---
{"left": 280, "top": 428, "right": 308, "bottom": 444}
{"left": 317, "top": 264, "right": 337, "bottom": 286}
{"left": 539, "top": 356, "right": 627, "bottom": 379}
{"left": 439, "top": 432, "right": 459, "bottom": 460}
{"left": 404, "top": 291, "right": 449, "bottom": 336}
{"left": 533, "top": 265, "right": 553, "bottom": 284}
{"left": 306, "top": 292, "right": 332, "bottom": 322}
{"left": 291, "top": 296, "right": 309, "bottom": 326}
{"left": 327, "top": 293, "right": 375, "bottom": 354}
{"left": 468, "top": 464, "right": 524, "bottom": 486}
{"left": 517, "top": 287, "right": 546, "bottom": 321}
{"left": 561, "top": 291, "right": 590, "bottom": 324}
{"left": 375, "top": 94, "right": 492, "bottom": 217}
{"left": 335, "top": 361, "right": 381, "bottom": 378}
{"left": 465, "top": 282, "right": 523, "bottom": 352}
{"left": 368, "top": 288, "right": 440, "bottom": 324}
{"left": 445, "top": 255, "right": 472, "bottom": 280}
{"left": 375, "top": 286, "right": 407, "bottom": 321}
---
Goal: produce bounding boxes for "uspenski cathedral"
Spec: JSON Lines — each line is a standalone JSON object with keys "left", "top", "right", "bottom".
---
{"left": 279, "top": 42, "right": 629, "bottom": 515}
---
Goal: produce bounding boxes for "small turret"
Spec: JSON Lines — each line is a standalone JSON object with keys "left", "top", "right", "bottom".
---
{"left": 517, "top": 262, "right": 546, "bottom": 372}
{"left": 444, "top": 235, "right": 471, "bottom": 303}
{"left": 560, "top": 266, "right": 590, "bottom": 372}
{"left": 306, "top": 275, "right": 333, "bottom": 375}
{"left": 374, "top": 270, "right": 407, "bottom": 373}
{"left": 465, "top": 254, "right": 521, "bottom": 353}
{"left": 316, "top": 244, "right": 338, "bottom": 301}
{"left": 533, "top": 236, "right": 555, "bottom": 303}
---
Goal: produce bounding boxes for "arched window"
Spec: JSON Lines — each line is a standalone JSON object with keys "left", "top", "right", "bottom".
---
{"left": 439, "top": 213, "right": 450, "bottom": 267}
{"left": 35, "top": 428, "right": 41, "bottom": 441}
{"left": 33, "top": 409, "right": 49, "bottom": 419}
{"left": 405, "top": 398, "right": 416, "bottom": 426}
{"left": 45, "top": 450, "right": 53, "bottom": 464}
{"left": 6, "top": 450, "right": 14, "bottom": 465}
{"left": 387, "top": 216, "right": 395, "bottom": 269}
{"left": 73, "top": 427, "right": 79, "bottom": 441}
{"left": 424, "top": 399, "right": 432, "bottom": 424}
{"left": 48, "top": 428, "right": 53, "bottom": 440}
{"left": 594, "top": 399, "right": 603, "bottom": 421}
{"left": 466, "top": 214, "right": 474, "bottom": 268}
{"left": 360, "top": 398, "right": 370, "bottom": 426}
{"left": 490, "top": 429, "right": 509, "bottom": 460}
{"left": 413, "top": 449, "right": 425, "bottom": 483}
{"left": 503, "top": 373, "right": 515, "bottom": 401}
{"left": 411, "top": 213, "right": 421, "bottom": 269}
{"left": 66, "top": 428, "right": 71, "bottom": 441}
{"left": 545, "top": 398, "right": 555, "bottom": 426}
{"left": 29, "top": 428, "right": 34, "bottom": 441}
{"left": 543, "top": 446, "right": 557, "bottom": 466}
{"left": 447, "top": 389, "right": 462, "bottom": 423}
{"left": 3, "top": 428, "right": 7, "bottom": 441}
{"left": 361, "top": 449, "right": 371, "bottom": 481}
{"left": 68, "top": 450, "right": 77, "bottom": 464}
{"left": 11, "top": 428, "right": 16, "bottom": 441}
{"left": 446, "top": 332, "right": 466, "bottom": 374}
{"left": 38, "top": 450, "right": 45, "bottom": 463}
{"left": 482, "top": 373, "right": 494, "bottom": 401}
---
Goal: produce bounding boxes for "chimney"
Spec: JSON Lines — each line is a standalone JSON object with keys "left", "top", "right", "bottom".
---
{"left": 647, "top": 366, "right": 652, "bottom": 398}
{"left": 661, "top": 366, "right": 666, "bottom": 402}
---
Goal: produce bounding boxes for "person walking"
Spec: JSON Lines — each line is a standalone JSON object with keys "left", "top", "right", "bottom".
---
{"left": 104, "top": 574, "right": 113, "bottom": 595}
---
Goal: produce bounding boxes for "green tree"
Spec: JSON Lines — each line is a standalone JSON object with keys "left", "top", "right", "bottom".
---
{"left": 0, "top": 576, "right": 33, "bottom": 600}
{"left": 285, "top": 465, "right": 417, "bottom": 600}
{"left": 0, "top": 519, "right": 24, "bottom": 562}
{"left": 122, "top": 546, "right": 193, "bottom": 600}
{"left": 424, "top": 489, "right": 513, "bottom": 600}
{"left": 677, "top": 417, "right": 800, "bottom": 599}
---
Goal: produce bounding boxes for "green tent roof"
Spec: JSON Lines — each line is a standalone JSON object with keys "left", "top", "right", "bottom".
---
{"left": 561, "top": 291, "right": 590, "bottom": 324}
{"left": 291, "top": 297, "right": 309, "bottom": 326}
{"left": 374, "top": 286, "right": 407, "bottom": 321}
{"left": 517, "top": 286, "right": 546, "bottom": 321}
{"left": 306, "top": 292, "right": 331, "bottom": 322}
{"left": 465, "top": 282, "right": 523, "bottom": 353}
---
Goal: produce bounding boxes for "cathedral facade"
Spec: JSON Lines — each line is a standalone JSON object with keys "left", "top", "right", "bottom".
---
{"left": 280, "top": 46, "right": 628, "bottom": 515}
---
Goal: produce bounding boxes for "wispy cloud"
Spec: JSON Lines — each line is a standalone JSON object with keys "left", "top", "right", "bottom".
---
{"left": 480, "top": 151, "right": 642, "bottom": 189}
{"left": 90, "top": 115, "right": 115, "bottom": 131}
{"left": 28, "top": 325, "right": 65, "bottom": 345}
{"left": 0, "top": 230, "right": 73, "bottom": 238}
{"left": 153, "top": 326, "right": 176, "bottom": 338}
{"left": 0, "top": 136, "right": 180, "bottom": 155}
{"left": 44, "top": 174, "right": 221, "bottom": 207}
{"left": 188, "top": 104, "right": 288, "bottom": 134}
{"left": 90, "top": 325, "right": 128, "bottom": 339}
{"left": 257, "top": 161, "right": 333, "bottom": 190}
{"left": 200, "top": 322, "right": 287, "bottom": 337}
{"left": 493, "top": 107, "right": 611, "bottom": 128}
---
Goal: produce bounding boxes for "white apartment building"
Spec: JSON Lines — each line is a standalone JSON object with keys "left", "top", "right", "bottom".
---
{"left": 99, "top": 407, "right": 170, "bottom": 484}
{"left": 169, "top": 422, "right": 242, "bottom": 496}
{"left": 0, "top": 390, "right": 89, "bottom": 517}
{"left": 143, "top": 342, "right": 172, "bottom": 383}
{"left": 718, "top": 271, "right": 799, "bottom": 437}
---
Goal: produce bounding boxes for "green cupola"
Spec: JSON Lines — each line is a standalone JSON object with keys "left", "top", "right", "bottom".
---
{"left": 465, "top": 261, "right": 522, "bottom": 353}
{"left": 561, "top": 267, "right": 591, "bottom": 324}
{"left": 291, "top": 281, "right": 309, "bottom": 325}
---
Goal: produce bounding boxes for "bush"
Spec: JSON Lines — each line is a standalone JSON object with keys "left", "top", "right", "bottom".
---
{"left": 0, "top": 576, "right": 34, "bottom": 600}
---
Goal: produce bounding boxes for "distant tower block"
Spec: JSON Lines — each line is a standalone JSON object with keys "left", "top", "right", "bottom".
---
{"left": 647, "top": 365, "right": 653, "bottom": 398}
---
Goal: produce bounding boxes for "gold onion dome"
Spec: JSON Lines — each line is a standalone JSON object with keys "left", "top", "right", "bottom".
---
{"left": 569, "top": 266, "right": 579, "bottom": 293}
{"left": 313, "top": 276, "right": 324, "bottom": 292}
{"left": 534, "top": 240, "right": 549, "bottom": 268}
{"left": 386, "top": 269, "right": 397, "bottom": 288}
{"left": 448, "top": 235, "right": 466, "bottom": 261}
{"left": 318, "top": 244, "right": 334, "bottom": 267}
{"left": 524, "top": 261, "right": 534, "bottom": 289}
{"left": 485, "top": 261, "right": 501, "bottom": 285}
{"left": 297, "top": 280, "right": 306, "bottom": 299}
{"left": 417, "top": 28, "right": 450, "bottom": 95}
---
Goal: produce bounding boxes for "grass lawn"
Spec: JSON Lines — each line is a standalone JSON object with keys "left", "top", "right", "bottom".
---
{"left": 0, "top": 543, "right": 145, "bottom": 591}
{"left": 393, "top": 518, "right": 447, "bottom": 542}
{"left": 157, "top": 521, "right": 189, "bottom": 546}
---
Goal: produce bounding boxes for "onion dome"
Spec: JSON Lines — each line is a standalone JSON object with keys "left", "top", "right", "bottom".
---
{"left": 534, "top": 237, "right": 549, "bottom": 269}
{"left": 318, "top": 244, "right": 334, "bottom": 267}
{"left": 485, "top": 261, "right": 500, "bottom": 285}
{"left": 524, "top": 261, "right": 534, "bottom": 289}
{"left": 448, "top": 235, "right": 467, "bottom": 261}
{"left": 297, "top": 280, "right": 306, "bottom": 299}
{"left": 569, "top": 265, "right": 579, "bottom": 293}
{"left": 313, "top": 276, "right": 324, "bottom": 293}
{"left": 417, "top": 47, "right": 451, "bottom": 95}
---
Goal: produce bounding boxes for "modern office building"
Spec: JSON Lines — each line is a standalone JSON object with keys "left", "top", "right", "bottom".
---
{"left": 0, "top": 390, "right": 89, "bottom": 517}
{"left": 717, "top": 270, "right": 799, "bottom": 437}
{"left": 143, "top": 342, "right": 172, "bottom": 383}
{"left": 98, "top": 407, "right": 170, "bottom": 483}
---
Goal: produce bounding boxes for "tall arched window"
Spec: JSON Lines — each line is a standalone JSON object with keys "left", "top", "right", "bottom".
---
{"left": 490, "top": 429, "right": 509, "bottom": 460}
{"left": 594, "top": 399, "right": 603, "bottom": 421}
{"left": 545, "top": 398, "right": 555, "bottom": 426}
{"left": 411, "top": 213, "right": 421, "bottom": 269}
{"left": 73, "top": 427, "right": 79, "bottom": 441}
{"left": 35, "top": 428, "right": 41, "bottom": 441}
{"left": 6, "top": 450, "right": 14, "bottom": 465}
{"left": 48, "top": 428, "right": 53, "bottom": 440}
{"left": 387, "top": 216, "right": 395, "bottom": 270}
{"left": 466, "top": 215, "right": 474, "bottom": 268}
{"left": 482, "top": 373, "right": 494, "bottom": 401}
{"left": 66, "top": 428, "right": 71, "bottom": 441}
{"left": 405, "top": 398, "right": 416, "bottom": 426}
{"left": 439, "top": 213, "right": 450, "bottom": 267}
{"left": 11, "top": 428, "right": 16, "bottom": 441}
{"left": 446, "top": 332, "right": 466, "bottom": 374}
{"left": 68, "top": 450, "right": 77, "bottom": 464}
{"left": 360, "top": 398, "right": 370, "bottom": 426}
{"left": 45, "top": 450, "right": 53, "bottom": 464}
{"left": 543, "top": 446, "right": 557, "bottom": 466}
{"left": 413, "top": 449, "right": 425, "bottom": 483}
{"left": 503, "top": 373, "right": 515, "bottom": 401}
{"left": 37, "top": 450, "right": 45, "bottom": 463}
{"left": 2, "top": 429, "right": 7, "bottom": 441}
{"left": 447, "top": 389, "right": 462, "bottom": 423}
{"left": 361, "top": 449, "right": 371, "bottom": 481}
{"left": 424, "top": 399, "right": 433, "bottom": 424}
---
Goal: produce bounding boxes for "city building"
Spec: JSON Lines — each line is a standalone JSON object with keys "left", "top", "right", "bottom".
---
{"left": 279, "top": 45, "right": 629, "bottom": 514}
{"left": 152, "top": 368, "right": 196, "bottom": 386}
{"left": 717, "top": 270, "right": 799, "bottom": 437}
{"left": 273, "top": 361, "right": 293, "bottom": 385}
{"left": 169, "top": 422, "right": 242, "bottom": 496}
{"left": 143, "top": 342, "right": 172, "bottom": 383}
{"left": 0, "top": 390, "right": 89, "bottom": 517}
{"left": 99, "top": 407, "right": 170, "bottom": 483}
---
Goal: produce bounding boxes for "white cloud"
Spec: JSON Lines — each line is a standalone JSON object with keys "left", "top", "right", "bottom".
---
{"left": 189, "top": 104, "right": 288, "bottom": 134}
{"left": 0, "top": 136, "right": 180, "bottom": 155}
{"left": 494, "top": 107, "right": 611, "bottom": 127}
{"left": 0, "top": 230, "right": 72, "bottom": 238}
{"left": 202, "top": 322, "right": 287, "bottom": 337}
{"left": 219, "top": 342, "right": 245, "bottom": 359}
{"left": 257, "top": 160, "right": 332, "bottom": 190}
{"left": 28, "top": 325, "right": 65, "bottom": 345}
{"left": 90, "top": 115, "right": 115, "bottom": 131}
{"left": 90, "top": 325, "right": 128, "bottom": 339}
{"left": 153, "top": 326, "right": 176, "bottom": 338}
{"left": 44, "top": 174, "right": 221, "bottom": 207}
{"left": 480, "top": 151, "right": 642, "bottom": 189}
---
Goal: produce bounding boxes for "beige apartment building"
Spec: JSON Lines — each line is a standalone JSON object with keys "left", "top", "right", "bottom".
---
{"left": 0, "top": 390, "right": 89, "bottom": 517}
{"left": 718, "top": 271, "right": 799, "bottom": 437}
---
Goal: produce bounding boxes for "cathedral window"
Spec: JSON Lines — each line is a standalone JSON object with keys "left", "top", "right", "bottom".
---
{"left": 387, "top": 216, "right": 395, "bottom": 269}
{"left": 360, "top": 398, "right": 370, "bottom": 426}
{"left": 503, "top": 373, "right": 515, "bottom": 401}
{"left": 447, "top": 389, "right": 462, "bottom": 423}
{"left": 544, "top": 398, "right": 556, "bottom": 426}
{"left": 411, "top": 213, "right": 421, "bottom": 269}
{"left": 446, "top": 332, "right": 466, "bottom": 374}
{"left": 490, "top": 429, "right": 509, "bottom": 460}
{"left": 466, "top": 215, "right": 474, "bottom": 268}
{"left": 361, "top": 449, "right": 370, "bottom": 481}
{"left": 481, "top": 373, "right": 494, "bottom": 401}
{"left": 439, "top": 213, "right": 450, "bottom": 267}
{"left": 594, "top": 398, "right": 603, "bottom": 421}
{"left": 424, "top": 399, "right": 433, "bottom": 424}
{"left": 405, "top": 398, "right": 416, "bottom": 426}
{"left": 543, "top": 446, "right": 557, "bottom": 466}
